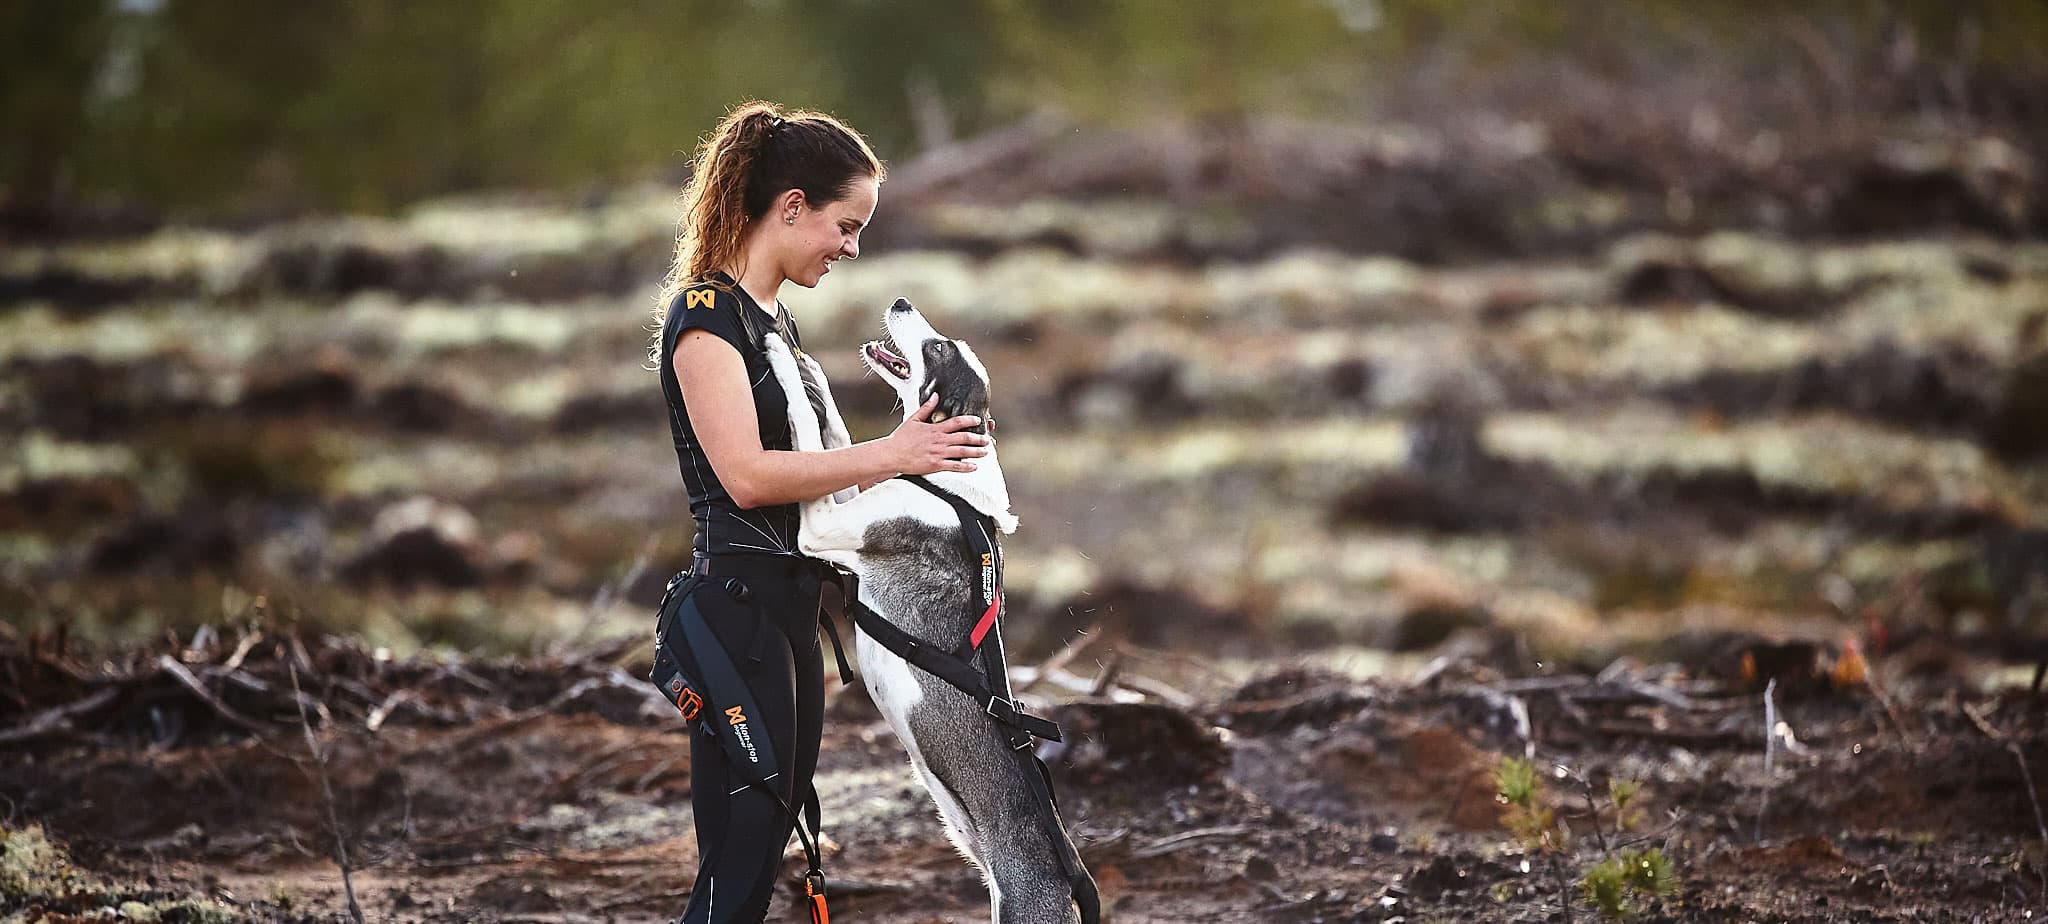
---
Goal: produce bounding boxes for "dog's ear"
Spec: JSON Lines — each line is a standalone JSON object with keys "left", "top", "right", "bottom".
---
{"left": 919, "top": 339, "right": 989, "bottom": 432}
{"left": 931, "top": 382, "right": 986, "bottom": 432}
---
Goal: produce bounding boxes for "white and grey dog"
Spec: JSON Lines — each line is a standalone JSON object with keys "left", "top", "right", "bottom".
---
{"left": 762, "top": 300, "right": 1095, "bottom": 924}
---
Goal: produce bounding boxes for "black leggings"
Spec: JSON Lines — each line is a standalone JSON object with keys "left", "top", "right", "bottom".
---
{"left": 652, "top": 555, "right": 827, "bottom": 924}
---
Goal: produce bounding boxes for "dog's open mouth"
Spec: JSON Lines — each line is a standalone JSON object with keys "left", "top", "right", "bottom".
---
{"left": 864, "top": 339, "right": 911, "bottom": 380}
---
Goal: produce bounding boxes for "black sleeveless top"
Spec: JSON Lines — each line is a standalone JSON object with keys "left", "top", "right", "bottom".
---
{"left": 659, "top": 276, "right": 808, "bottom": 557}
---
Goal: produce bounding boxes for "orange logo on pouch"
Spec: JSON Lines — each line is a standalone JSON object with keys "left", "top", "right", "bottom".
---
{"left": 726, "top": 705, "right": 747, "bottom": 725}
{"left": 686, "top": 289, "right": 716, "bottom": 310}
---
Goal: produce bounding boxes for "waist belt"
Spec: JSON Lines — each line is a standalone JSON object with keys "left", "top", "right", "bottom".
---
{"left": 690, "top": 551, "right": 838, "bottom": 578}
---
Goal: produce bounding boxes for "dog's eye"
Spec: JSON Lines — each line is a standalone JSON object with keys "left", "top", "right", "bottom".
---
{"left": 926, "top": 341, "right": 950, "bottom": 355}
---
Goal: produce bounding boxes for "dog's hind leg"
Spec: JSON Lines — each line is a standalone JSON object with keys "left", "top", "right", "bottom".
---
{"left": 946, "top": 749, "right": 1082, "bottom": 924}
{"left": 894, "top": 688, "right": 1083, "bottom": 924}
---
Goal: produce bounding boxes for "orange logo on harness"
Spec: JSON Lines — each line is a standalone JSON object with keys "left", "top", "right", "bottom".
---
{"left": 685, "top": 289, "right": 716, "bottom": 310}
{"left": 726, "top": 705, "right": 747, "bottom": 725}
{"left": 980, "top": 553, "right": 992, "bottom": 567}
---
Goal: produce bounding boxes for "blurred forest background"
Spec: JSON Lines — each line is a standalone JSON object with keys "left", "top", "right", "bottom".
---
{"left": 5, "top": 0, "right": 2047, "bottom": 682}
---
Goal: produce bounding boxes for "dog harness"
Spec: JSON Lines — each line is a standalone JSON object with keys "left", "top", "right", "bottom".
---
{"left": 821, "top": 475, "right": 1100, "bottom": 924}
{"left": 828, "top": 476, "right": 1059, "bottom": 743}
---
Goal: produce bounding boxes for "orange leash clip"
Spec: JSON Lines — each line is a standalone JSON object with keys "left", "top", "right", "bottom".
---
{"left": 805, "top": 871, "right": 830, "bottom": 924}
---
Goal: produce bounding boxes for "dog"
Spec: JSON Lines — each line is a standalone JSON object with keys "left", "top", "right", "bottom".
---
{"left": 762, "top": 299, "right": 1096, "bottom": 924}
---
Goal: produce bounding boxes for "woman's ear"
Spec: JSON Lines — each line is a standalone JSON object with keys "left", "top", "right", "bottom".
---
{"left": 775, "top": 188, "right": 806, "bottom": 223}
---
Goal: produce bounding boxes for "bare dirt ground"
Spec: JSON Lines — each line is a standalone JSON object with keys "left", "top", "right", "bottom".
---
{"left": 3, "top": 626, "right": 2043, "bottom": 923}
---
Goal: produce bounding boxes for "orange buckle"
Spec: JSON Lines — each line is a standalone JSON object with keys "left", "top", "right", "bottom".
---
{"left": 675, "top": 687, "right": 704, "bottom": 721}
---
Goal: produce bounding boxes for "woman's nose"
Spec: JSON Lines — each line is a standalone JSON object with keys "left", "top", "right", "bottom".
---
{"left": 842, "top": 237, "right": 860, "bottom": 260}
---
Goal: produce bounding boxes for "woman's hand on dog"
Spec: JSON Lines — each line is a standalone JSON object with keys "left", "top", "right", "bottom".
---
{"left": 888, "top": 394, "right": 987, "bottom": 474}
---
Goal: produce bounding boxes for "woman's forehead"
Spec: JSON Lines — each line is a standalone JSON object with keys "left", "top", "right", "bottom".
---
{"left": 827, "top": 178, "right": 879, "bottom": 222}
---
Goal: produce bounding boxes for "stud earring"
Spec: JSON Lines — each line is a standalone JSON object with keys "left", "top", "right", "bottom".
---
{"left": 785, "top": 214, "right": 796, "bottom": 225}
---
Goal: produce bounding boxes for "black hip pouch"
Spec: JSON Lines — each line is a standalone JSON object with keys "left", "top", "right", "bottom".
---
{"left": 649, "top": 570, "right": 709, "bottom": 723}
{"left": 648, "top": 569, "right": 785, "bottom": 780}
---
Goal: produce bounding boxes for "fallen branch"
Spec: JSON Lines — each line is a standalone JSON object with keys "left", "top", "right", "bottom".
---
{"left": 1130, "top": 825, "right": 1254, "bottom": 859}
{"left": 183, "top": 624, "right": 218, "bottom": 660}
{"left": 0, "top": 687, "right": 118, "bottom": 746}
{"left": 1115, "top": 672, "right": 1197, "bottom": 710}
{"left": 366, "top": 690, "right": 417, "bottom": 732}
{"left": 1010, "top": 665, "right": 1099, "bottom": 696}
{"left": 201, "top": 662, "right": 332, "bottom": 726}
{"left": 1496, "top": 676, "right": 1721, "bottom": 712}
{"left": 157, "top": 654, "right": 269, "bottom": 736}
{"left": 1017, "top": 627, "right": 1103, "bottom": 694}
{"left": 1089, "top": 651, "right": 1124, "bottom": 698}
{"left": 220, "top": 630, "right": 264, "bottom": 673}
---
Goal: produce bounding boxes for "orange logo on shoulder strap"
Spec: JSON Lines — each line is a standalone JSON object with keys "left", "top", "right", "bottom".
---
{"left": 685, "top": 288, "right": 716, "bottom": 310}
{"left": 725, "top": 704, "right": 747, "bottom": 725}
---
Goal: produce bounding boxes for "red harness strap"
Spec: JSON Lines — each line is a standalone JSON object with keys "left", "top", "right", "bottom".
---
{"left": 969, "top": 592, "right": 1001, "bottom": 649}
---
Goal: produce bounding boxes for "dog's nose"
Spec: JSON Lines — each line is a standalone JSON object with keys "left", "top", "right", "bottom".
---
{"left": 890, "top": 298, "right": 913, "bottom": 313}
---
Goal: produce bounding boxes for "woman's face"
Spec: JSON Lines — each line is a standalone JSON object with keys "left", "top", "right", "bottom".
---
{"left": 778, "top": 177, "right": 878, "bottom": 288}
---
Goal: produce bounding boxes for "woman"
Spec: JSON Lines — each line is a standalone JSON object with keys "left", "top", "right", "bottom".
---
{"left": 649, "top": 102, "right": 987, "bottom": 924}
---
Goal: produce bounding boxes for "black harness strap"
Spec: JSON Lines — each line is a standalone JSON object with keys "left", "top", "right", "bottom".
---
{"left": 841, "top": 584, "right": 1061, "bottom": 744}
{"left": 824, "top": 476, "right": 1061, "bottom": 746}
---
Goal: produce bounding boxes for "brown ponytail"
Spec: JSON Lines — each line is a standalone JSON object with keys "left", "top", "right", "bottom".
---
{"left": 650, "top": 101, "right": 885, "bottom": 361}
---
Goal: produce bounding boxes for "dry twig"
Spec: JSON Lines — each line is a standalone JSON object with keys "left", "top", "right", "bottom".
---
{"left": 1755, "top": 678, "right": 1778, "bottom": 845}
{"left": 1862, "top": 667, "right": 1916, "bottom": 753}
{"left": 1963, "top": 702, "right": 2048, "bottom": 897}
{"left": 288, "top": 661, "right": 365, "bottom": 924}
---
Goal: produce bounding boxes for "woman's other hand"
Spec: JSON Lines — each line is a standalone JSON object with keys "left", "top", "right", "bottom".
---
{"left": 888, "top": 394, "right": 987, "bottom": 475}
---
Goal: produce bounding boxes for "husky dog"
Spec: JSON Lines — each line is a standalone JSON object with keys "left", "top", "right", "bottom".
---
{"left": 762, "top": 300, "right": 1096, "bottom": 924}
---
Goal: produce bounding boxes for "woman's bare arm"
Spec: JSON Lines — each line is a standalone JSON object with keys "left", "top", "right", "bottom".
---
{"left": 675, "top": 329, "right": 985, "bottom": 508}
